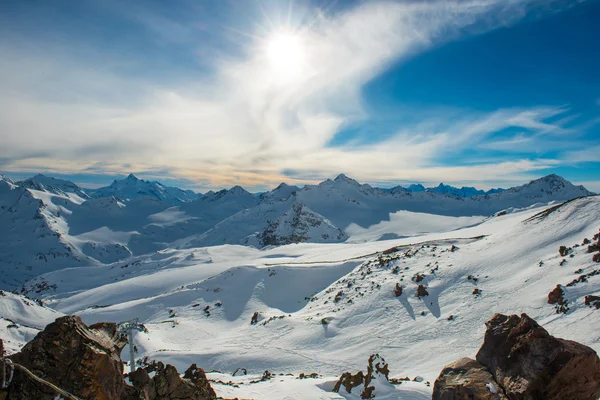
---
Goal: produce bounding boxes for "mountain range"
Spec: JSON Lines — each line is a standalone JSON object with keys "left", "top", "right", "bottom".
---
{"left": 0, "top": 172, "right": 594, "bottom": 289}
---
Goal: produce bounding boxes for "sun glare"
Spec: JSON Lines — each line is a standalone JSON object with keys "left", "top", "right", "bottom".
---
{"left": 265, "top": 31, "right": 307, "bottom": 83}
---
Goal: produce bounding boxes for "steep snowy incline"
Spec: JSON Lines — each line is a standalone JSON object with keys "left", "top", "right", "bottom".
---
{"left": 89, "top": 173, "right": 199, "bottom": 205}
{"left": 0, "top": 291, "right": 64, "bottom": 354}
{"left": 0, "top": 178, "right": 89, "bottom": 288}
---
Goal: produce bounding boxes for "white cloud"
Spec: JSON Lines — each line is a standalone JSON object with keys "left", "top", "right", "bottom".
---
{"left": 0, "top": 0, "right": 585, "bottom": 190}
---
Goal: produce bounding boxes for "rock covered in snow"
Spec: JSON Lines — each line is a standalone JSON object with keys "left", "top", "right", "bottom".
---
{"left": 333, "top": 353, "right": 395, "bottom": 399}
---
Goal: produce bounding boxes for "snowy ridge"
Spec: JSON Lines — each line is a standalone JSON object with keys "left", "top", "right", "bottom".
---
{"left": 89, "top": 173, "right": 199, "bottom": 205}
{"left": 16, "top": 174, "right": 90, "bottom": 199}
{"left": 0, "top": 173, "right": 594, "bottom": 292}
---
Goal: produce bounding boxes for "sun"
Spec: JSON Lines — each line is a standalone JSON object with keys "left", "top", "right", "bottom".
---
{"left": 265, "top": 31, "right": 307, "bottom": 83}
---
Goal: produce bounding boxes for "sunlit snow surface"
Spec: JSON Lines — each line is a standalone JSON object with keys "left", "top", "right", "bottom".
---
{"left": 4, "top": 196, "right": 599, "bottom": 399}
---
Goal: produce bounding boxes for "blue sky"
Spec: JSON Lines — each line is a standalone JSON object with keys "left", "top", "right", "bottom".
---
{"left": 0, "top": 0, "right": 599, "bottom": 192}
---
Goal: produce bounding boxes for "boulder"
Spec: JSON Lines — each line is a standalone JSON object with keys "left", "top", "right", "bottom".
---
{"left": 332, "top": 354, "right": 393, "bottom": 399}
{"left": 547, "top": 285, "right": 564, "bottom": 304}
{"left": 6, "top": 315, "right": 128, "bottom": 400}
{"left": 154, "top": 364, "right": 215, "bottom": 400}
{"left": 127, "top": 363, "right": 216, "bottom": 400}
{"left": 432, "top": 358, "right": 507, "bottom": 400}
{"left": 333, "top": 371, "right": 364, "bottom": 394}
{"left": 584, "top": 295, "right": 600, "bottom": 309}
{"left": 476, "top": 313, "right": 600, "bottom": 400}
{"left": 416, "top": 284, "right": 429, "bottom": 298}
{"left": 361, "top": 354, "right": 391, "bottom": 399}
{"left": 394, "top": 283, "right": 403, "bottom": 297}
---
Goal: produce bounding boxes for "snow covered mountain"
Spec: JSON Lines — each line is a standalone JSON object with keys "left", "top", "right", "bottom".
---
{"left": 12, "top": 195, "right": 600, "bottom": 399}
{"left": 385, "top": 182, "right": 504, "bottom": 197}
{"left": 16, "top": 174, "right": 90, "bottom": 199}
{"left": 89, "top": 174, "right": 199, "bottom": 205}
{"left": 0, "top": 176, "right": 88, "bottom": 288}
{"left": 0, "top": 172, "right": 594, "bottom": 291}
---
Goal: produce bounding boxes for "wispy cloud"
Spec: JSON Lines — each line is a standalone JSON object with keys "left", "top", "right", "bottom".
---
{"left": 0, "top": 0, "right": 592, "bottom": 190}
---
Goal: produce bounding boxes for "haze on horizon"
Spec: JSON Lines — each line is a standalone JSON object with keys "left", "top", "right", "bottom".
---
{"left": 1, "top": 0, "right": 599, "bottom": 193}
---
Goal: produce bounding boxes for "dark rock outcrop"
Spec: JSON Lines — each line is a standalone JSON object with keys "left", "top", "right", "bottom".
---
{"left": 585, "top": 295, "right": 600, "bottom": 309}
{"left": 333, "top": 354, "right": 392, "bottom": 399}
{"left": 6, "top": 316, "right": 127, "bottom": 400}
{"left": 2, "top": 316, "right": 216, "bottom": 400}
{"left": 333, "top": 371, "right": 364, "bottom": 394}
{"left": 432, "top": 358, "right": 507, "bottom": 400}
{"left": 477, "top": 313, "right": 600, "bottom": 400}
{"left": 394, "top": 283, "right": 403, "bottom": 297}
{"left": 434, "top": 313, "right": 600, "bottom": 400}
{"left": 127, "top": 363, "right": 215, "bottom": 400}
{"left": 416, "top": 285, "right": 429, "bottom": 298}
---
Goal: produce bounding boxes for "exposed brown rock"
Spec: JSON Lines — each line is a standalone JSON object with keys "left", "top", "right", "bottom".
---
{"left": 416, "top": 284, "right": 429, "bottom": 298}
{"left": 476, "top": 313, "right": 600, "bottom": 400}
{"left": 152, "top": 364, "right": 216, "bottom": 400}
{"left": 588, "top": 243, "right": 600, "bottom": 253}
{"left": 333, "top": 371, "right": 364, "bottom": 394}
{"left": 333, "top": 354, "right": 391, "bottom": 399}
{"left": 394, "top": 283, "right": 403, "bottom": 297}
{"left": 2, "top": 316, "right": 216, "bottom": 400}
{"left": 558, "top": 245, "right": 570, "bottom": 257}
{"left": 361, "top": 354, "right": 390, "bottom": 399}
{"left": 432, "top": 357, "right": 507, "bottom": 400}
{"left": 593, "top": 253, "right": 600, "bottom": 263}
{"left": 547, "top": 285, "right": 564, "bottom": 304}
{"left": 585, "top": 295, "right": 600, "bottom": 309}
{"left": 6, "top": 315, "right": 128, "bottom": 400}
{"left": 250, "top": 312, "right": 259, "bottom": 325}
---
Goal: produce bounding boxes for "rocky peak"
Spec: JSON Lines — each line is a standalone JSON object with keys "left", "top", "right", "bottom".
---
{"left": 333, "top": 173, "right": 360, "bottom": 186}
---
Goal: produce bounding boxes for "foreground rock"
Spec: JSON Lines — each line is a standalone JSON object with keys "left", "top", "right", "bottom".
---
{"left": 434, "top": 313, "right": 600, "bottom": 400}
{"left": 432, "top": 358, "right": 506, "bottom": 400}
{"left": 127, "top": 362, "right": 216, "bottom": 400}
{"left": 5, "top": 316, "right": 128, "bottom": 400}
{"left": 0, "top": 315, "right": 216, "bottom": 400}
{"left": 333, "top": 354, "right": 395, "bottom": 399}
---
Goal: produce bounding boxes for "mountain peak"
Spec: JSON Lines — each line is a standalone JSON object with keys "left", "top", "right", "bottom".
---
{"left": 334, "top": 174, "right": 359, "bottom": 185}
{"left": 125, "top": 173, "right": 139, "bottom": 181}
{"left": 229, "top": 185, "right": 249, "bottom": 195}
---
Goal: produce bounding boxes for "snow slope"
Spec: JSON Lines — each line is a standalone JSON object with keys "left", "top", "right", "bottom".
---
{"left": 0, "top": 291, "right": 64, "bottom": 354}
{"left": 12, "top": 195, "right": 599, "bottom": 399}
